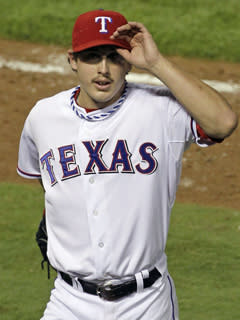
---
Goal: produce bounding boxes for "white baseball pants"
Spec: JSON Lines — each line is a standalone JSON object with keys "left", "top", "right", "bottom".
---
{"left": 40, "top": 271, "right": 179, "bottom": 320}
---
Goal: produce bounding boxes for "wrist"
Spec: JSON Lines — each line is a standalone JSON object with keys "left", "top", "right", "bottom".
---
{"left": 148, "top": 55, "right": 178, "bottom": 86}
{"left": 148, "top": 54, "right": 168, "bottom": 78}
{"left": 147, "top": 54, "right": 168, "bottom": 77}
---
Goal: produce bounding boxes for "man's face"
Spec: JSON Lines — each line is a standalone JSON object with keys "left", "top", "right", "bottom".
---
{"left": 68, "top": 45, "right": 131, "bottom": 109}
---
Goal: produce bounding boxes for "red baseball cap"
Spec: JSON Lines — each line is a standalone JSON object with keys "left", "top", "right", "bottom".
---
{"left": 72, "top": 9, "right": 131, "bottom": 52}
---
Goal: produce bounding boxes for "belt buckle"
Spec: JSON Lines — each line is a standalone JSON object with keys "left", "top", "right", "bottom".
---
{"left": 96, "top": 280, "right": 115, "bottom": 301}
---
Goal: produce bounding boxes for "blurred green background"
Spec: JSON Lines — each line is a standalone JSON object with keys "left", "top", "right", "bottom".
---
{"left": 0, "top": 0, "right": 240, "bottom": 61}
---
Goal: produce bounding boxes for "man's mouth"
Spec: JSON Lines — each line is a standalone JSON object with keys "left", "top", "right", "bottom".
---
{"left": 94, "top": 79, "right": 112, "bottom": 90}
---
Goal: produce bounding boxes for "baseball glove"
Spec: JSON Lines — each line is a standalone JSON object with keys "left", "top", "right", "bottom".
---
{"left": 36, "top": 211, "right": 51, "bottom": 278}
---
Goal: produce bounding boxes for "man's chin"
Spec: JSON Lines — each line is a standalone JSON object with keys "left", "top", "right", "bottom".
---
{"left": 92, "top": 93, "right": 118, "bottom": 109}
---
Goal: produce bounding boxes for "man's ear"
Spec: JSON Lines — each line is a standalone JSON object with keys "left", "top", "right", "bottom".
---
{"left": 67, "top": 50, "right": 78, "bottom": 72}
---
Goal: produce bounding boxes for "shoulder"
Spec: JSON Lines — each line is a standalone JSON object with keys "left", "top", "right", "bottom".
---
{"left": 27, "top": 87, "right": 75, "bottom": 119}
{"left": 126, "top": 82, "right": 183, "bottom": 112}
{"left": 125, "top": 83, "right": 191, "bottom": 129}
{"left": 35, "top": 87, "right": 74, "bottom": 109}
{"left": 126, "top": 82, "right": 178, "bottom": 106}
{"left": 127, "top": 82, "right": 173, "bottom": 97}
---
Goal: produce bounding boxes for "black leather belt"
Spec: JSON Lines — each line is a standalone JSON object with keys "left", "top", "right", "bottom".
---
{"left": 60, "top": 268, "right": 161, "bottom": 301}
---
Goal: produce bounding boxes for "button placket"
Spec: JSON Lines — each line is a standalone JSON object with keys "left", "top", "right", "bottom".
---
{"left": 93, "top": 209, "right": 98, "bottom": 216}
{"left": 85, "top": 174, "right": 108, "bottom": 275}
{"left": 98, "top": 242, "right": 104, "bottom": 248}
{"left": 89, "top": 176, "right": 95, "bottom": 184}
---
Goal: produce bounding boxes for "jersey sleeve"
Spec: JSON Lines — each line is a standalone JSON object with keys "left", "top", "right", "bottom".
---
{"left": 166, "top": 95, "right": 224, "bottom": 163}
{"left": 17, "top": 117, "right": 41, "bottom": 179}
{"left": 167, "top": 97, "right": 195, "bottom": 149}
{"left": 167, "top": 95, "right": 223, "bottom": 149}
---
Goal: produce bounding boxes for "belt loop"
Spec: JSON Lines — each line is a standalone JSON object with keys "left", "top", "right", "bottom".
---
{"left": 73, "top": 277, "right": 81, "bottom": 290}
{"left": 135, "top": 272, "right": 144, "bottom": 293}
{"left": 141, "top": 269, "right": 150, "bottom": 279}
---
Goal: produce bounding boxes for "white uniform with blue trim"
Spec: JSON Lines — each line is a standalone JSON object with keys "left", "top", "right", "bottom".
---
{"left": 18, "top": 82, "right": 207, "bottom": 320}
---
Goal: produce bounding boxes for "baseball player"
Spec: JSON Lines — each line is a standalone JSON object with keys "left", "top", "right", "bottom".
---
{"left": 17, "top": 9, "right": 237, "bottom": 320}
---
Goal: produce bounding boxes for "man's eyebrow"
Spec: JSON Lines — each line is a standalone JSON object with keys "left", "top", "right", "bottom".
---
{"left": 91, "top": 47, "right": 117, "bottom": 53}
{"left": 82, "top": 49, "right": 98, "bottom": 53}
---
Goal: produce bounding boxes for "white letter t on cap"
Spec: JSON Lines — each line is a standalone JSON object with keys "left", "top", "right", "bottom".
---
{"left": 95, "top": 16, "right": 112, "bottom": 33}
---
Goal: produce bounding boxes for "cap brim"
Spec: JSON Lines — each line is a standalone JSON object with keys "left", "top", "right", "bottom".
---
{"left": 72, "top": 39, "right": 131, "bottom": 53}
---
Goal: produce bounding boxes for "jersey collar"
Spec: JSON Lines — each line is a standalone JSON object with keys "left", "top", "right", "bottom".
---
{"left": 70, "top": 82, "right": 128, "bottom": 121}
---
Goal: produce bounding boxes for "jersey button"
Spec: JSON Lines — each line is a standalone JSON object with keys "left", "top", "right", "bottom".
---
{"left": 98, "top": 242, "right": 104, "bottom": 248}
{"left": 89, "top": 177, "right": 95, "bottom": 184}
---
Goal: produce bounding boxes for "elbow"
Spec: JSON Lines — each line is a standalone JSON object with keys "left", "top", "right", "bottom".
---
{"left": 206, "top": 110, "right": 239, "bottom": 140}
{"left": 218, "top": 110, "right": 238, "bottom": 139}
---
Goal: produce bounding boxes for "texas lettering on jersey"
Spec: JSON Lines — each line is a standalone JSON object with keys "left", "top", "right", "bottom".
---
{"left": 40, "top": 139, "right": 159, "bottom": 186}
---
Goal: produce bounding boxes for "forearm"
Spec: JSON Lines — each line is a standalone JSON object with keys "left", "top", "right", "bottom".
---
{"left": 150, "top": 55, "right": 238, "bottom": 139}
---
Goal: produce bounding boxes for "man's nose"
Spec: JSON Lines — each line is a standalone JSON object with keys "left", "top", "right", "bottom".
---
{"left": 97, "top": 56, "right": 110, "bottom": 75}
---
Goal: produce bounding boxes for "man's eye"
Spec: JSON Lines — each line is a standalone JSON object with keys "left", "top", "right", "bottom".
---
{"left": 80, "top": 53, "right": 101, "bottom": 63}
{"left": 108, "top": 52, "right": 124, "bottom": 64}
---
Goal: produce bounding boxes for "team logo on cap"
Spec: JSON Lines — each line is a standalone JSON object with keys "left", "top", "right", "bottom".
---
{"left": 95, "top": 16, "right": 112, "bottom": 33}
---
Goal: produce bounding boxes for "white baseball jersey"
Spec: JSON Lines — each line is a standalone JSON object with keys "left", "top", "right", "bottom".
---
{"left": 17, "top": 82, "right": 208, "bottom": 281}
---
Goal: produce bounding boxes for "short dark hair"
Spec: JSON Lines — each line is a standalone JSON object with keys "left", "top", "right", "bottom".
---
{"left": 72, "top": 52, "right": 82, "bottom": 61}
